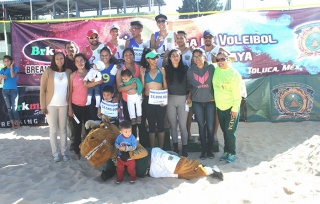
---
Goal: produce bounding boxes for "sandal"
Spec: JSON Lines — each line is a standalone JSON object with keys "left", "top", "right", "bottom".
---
{"left": 188, "top": 136, "right": 195, "bottom": 142}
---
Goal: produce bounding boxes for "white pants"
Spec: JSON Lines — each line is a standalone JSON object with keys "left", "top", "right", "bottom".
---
{"left": 127, "top": 93, "right": 142, "bottom": 119}
{"left": 47, "top": 105, "right": 68, "bottom": 157}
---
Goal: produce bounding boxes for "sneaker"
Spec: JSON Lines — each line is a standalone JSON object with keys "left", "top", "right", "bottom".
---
{"left": 207, "top": 150, "right": 214, "bottom": 159}
{"left": 129, "top": 180, "right": 136, "bottom": 184}
{"left": 131, "top": 118, "right": 136, "bottom": 125}
{"left": 182, "top": 148, "right": 188, "bottom": 158}
{"left": 220, "top": 152, "right": 229, "bottom": 161}
{"left": 226, "top": 154, "right": 236, "bottom": 163}
{"left": 211, "top": 165, "right": 224, "bottom": 181}
{"left": 53, "top": 156, "right": 61, "bottom": 163}
{"left": 136, "top": 117, "right": 142, "bottom": 124}
{"left": 116, "top": 179, "right": 122, "bottom": 184}
{"left": 199, "top": 151, "right": 206, "bottom": 160}
{"left": 62, "top": 155, "right": 70, "bottom": 162}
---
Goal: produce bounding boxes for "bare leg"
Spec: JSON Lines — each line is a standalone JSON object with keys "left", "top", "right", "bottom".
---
{"left": 187, "top": 108, "right": 194, "bottom": 141}
{"left": 10, "top": 120, "right": 15, "bottom": 130}
{"left": 149, "top": 132, "right": 155, "bottom": 148}
{"left": 158, "top": 132, "right": 165, "bottom": 149}
{"left": 214, "top": 111, "right": 219, "bottom": 142}
{"left": 15, "top": 120, "right": 20, "bottom": 129}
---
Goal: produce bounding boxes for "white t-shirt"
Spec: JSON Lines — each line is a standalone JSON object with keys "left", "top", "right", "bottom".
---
{"left": 149, "top": 147, "right": 179, "bottom": 178}
{"left": 49, "top": 72, "right": 68, "bottom": 106}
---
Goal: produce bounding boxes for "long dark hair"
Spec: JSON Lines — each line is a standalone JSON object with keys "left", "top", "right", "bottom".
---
{"left": 140, "top": 48, "right": 152, "bottom": 71}
{"left": 122, "top": 47, "right": 135, "bottom": 58}
{"left": 50, "top": 52, "right": 66, "bottom": 72}
{"left": 100, "top": 46, "right": 112, "bottom": 64}
{"left": 166, "top": 49, "right": 186, "bottom": 84}
{"left": 3, "top": 55, "right": 13, "bottom": 71}
{"left": 74, "top": 53, "right": 90, "bottom": 70}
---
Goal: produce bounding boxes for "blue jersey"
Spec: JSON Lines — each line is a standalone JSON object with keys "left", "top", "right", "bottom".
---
{"left": 100, "top": 64, "right": 117, "bottom": 97}
{"left": 128, "top": 38, "right": 150, "bottom": 63}
{"left": 0, "top": 66, "right": 19, "bottom": 89}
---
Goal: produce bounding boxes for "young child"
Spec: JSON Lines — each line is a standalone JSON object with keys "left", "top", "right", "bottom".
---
{"left": 120, "top": 69, "right": 143, "bottom": 125}
{"left": 84, "top": 60, "right": 105, "bottom": 107}
{"left": 97, "top": 86, "right": 119, "bottom": 126}
{"left": 114, "top": 120, "right": 137, "bottom": 184}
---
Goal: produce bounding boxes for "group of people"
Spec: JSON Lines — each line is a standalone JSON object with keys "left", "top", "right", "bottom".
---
{"left": 1, "top": 14, "right": 243, "bottom": 168}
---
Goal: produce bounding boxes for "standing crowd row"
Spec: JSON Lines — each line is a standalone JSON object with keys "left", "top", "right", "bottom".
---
{"left": 0, "top": 14, "right": 242, "bottom": 165}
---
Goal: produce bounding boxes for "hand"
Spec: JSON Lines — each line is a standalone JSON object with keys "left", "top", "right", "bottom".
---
{"left": 9, "top": 60, "right": 14, "bottom": 68}
{"left": 160, "top": 103, "right": 167, "bottom": 107}
{"left": 119, "top": 146, "right": 126, "bottom": 151}
{"left": 186, "top": 96, "right": 192, "bottom": 105}
{"left": 140, "top": 66, "right": 146, "bottom": 77}
{"left": 90, "top": 78, "right": 95, "bottom": 82}
{"left": 230, "top": 111, "right": 238, "bottom": 119}
{"left": 41, "top": 108, "right": 48, "bottom": 115}
{"left": 111, "top": 96, "right": 119, "bottom": 103}
{"left": 68, "top": 108, "right": 74, "bottom": 117}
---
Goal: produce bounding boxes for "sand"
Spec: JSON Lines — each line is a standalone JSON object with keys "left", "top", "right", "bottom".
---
{"left": 0, "top": 121, "right": 319, "bottom": 204}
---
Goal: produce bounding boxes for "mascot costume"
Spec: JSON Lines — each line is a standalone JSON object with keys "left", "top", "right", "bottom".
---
{"left": 81, "top": 116, "right": 224, "bottom": 181}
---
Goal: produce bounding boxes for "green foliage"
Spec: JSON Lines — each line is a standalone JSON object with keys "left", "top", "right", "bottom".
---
{"left": 177, "top": 0, "right": 223, "bottom": 19}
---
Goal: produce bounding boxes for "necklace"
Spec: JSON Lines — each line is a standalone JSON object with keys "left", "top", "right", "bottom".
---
{"left": 57, "top": 72, "right": 64, "bottom": 81}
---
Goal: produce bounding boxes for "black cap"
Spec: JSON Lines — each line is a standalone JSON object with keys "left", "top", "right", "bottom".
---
{"left": 155, "top": 14, "right": 167, "bottom": 21}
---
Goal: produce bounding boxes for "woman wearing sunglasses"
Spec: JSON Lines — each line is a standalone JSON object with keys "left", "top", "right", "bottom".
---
{"left": 140, "top": 49, "right": 168, "bottom": 149}
{"left": 187, "top": 48, "right": 216, "bottom": 160}
{"left": 212, "top": 52, "right": 242, "bottom": 163}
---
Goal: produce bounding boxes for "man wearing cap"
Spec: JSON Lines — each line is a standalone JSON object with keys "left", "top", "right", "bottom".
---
{"left": 106, "top": 24, "right": 126, "bottom": 64}
{"left": 200, "top": 29, "right": 230, "bottom": 142}
{"left": 150, "top": 14, "right": 177, "bottom": 68}
{"left": 82, "top": 29, "right": 105, "bottom": 65}
{"left": 125, "top": 21, "right": 150, "bottom": 63}
{"left": 200, "top": 29, "right": 230, "bottom": 63}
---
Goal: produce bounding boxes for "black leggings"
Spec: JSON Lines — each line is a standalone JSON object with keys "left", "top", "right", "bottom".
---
{"left": 144, "top": 96, "right": 166, "bottom": 133}
{"left": 72, "top": 103, "right": 91, "bottom": 154}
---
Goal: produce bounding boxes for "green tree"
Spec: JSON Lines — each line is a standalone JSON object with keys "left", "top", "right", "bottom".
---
{"left": 177, "top": 0, "right": 223, "bottom": 19}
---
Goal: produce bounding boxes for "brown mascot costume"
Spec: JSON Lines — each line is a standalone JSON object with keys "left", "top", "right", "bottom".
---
{"left": 80, "top": 116, "right": 223, "bottom": 181}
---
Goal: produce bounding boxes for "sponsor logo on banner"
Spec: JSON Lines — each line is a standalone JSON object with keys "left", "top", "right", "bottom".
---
{"left": 272, "top": 83, "right": 314, "bottom": 120}
{"left": 294, "top": 22, "right": 320, "bottom": 59}
{"left": 22, "top": 38, "right": 71, "bottom": 63}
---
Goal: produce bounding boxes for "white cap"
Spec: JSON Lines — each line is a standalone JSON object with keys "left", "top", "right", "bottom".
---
{"left": 110, "top": 24, "right": 120, "bottom": 31}
{"left": 93, "top": 60, "right": 105, "bottom": 71}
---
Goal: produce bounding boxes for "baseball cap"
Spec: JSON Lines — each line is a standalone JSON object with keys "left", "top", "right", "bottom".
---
{"left": 145, "top": 50, "right": 160, "bottom": 59}
{"left": 93, "top": 60, "right": 105, "bottom": 71}
{"left": 87, "top": 29, "right": 99, "bottom": 37}
{"left": 110, "top": 24, "right": 120, "bottom": 31}
{"left": 155, "top": 14, "right": 167, "bottom": 21}
{"left": 203, "top": 29, "right": 214, "bottom": 37}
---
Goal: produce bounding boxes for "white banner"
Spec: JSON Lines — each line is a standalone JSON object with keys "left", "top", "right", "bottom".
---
{"left": 100, "top": 101, "right": 118, "bottom": 118}
{"left": 148, "top": 89, "right": 168, "bottom": 105}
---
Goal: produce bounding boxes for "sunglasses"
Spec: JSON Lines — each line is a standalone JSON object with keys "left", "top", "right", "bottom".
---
{"left": 204, "top": 36, "right": 213, "bottom": 39}
{"left": 130, "top": 27, "right": 141, "bottom": 31}
{"left": 193, "top": 55, "right": 203, "bottom": 59}
{"left": 216, "top": 58, "right": 227, "bottom": 62}
{"left": 88, "top": 36, "right": 98, "bottom": 39}
{"left": 149, "top": 56, "right": 159, "bottom": 60}
{"left": 157, "top": 19, "right": 166, "bottom": 24}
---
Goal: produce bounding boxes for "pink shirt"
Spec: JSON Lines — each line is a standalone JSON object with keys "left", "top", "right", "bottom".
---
{"left": 72, "top": 71, "right": 88, "bottom": 106}
{"left": 122, "top": 64, "right": 140, "bottom": 102}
